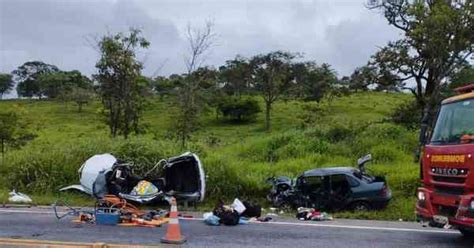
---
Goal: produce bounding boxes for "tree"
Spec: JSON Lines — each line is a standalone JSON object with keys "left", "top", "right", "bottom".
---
{"left": 12, "top": 61, "right": 59, "bottom": 98}
{"left": 175, "top": 21, "right": 216, "bottom": 147}
{"left": 251, "top": 51, "right": 296, "bottom": 131}
{"left": 192, "top": 67, "right": 222, "bottom": 119}
{"left": 296, "top": 63, "right": 338, "bottom": 102}
{"left": 217, "top": 96, "right": 261, "bottom": 122}
{"left": 348, "top": 65, "right": 378, "bottom": 92}
{"left": 0, "top": 110, "right": 35, "bottom": 158}
{"left": 152, "top": 76, "right": 172, "bottom": 99}
{"left": 37, "top": 71, "right": 69, "bottom": 99}
{"left": 347, "top": 64, "right": 400, "bottom": 92}
{"left": 450, "top": 64, "right": 474, "bottom": 89}
{"left": 288, "top": 62, "right": 311, "bottom": 99}
{"left": 439, "top": 64, "right": 474, "bottom": 97}
{"left": 192, "top": 66, "right": 219, "bottom": 90}
{"left": 94, "top": 28, "right": 150, "bottom": 138}
{"left": 37, "top": 70, "right": 92, "bottom": 100}
{"left": 368, "top": 0, "right": 473, "bottom": 129}
{"left": 218, "top": 56, "right": 253, "bottom": 97}
{"left": 0, "top": 73, "right": 14, "bottom": 99}
{"left": 70, "top": 86, "right": 94, "bottom": 112}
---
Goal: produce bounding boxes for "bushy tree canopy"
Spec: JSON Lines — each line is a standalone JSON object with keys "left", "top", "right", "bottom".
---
{"left": 94, "top": 28, "right": 150, "bottom": 138}
{"left": 0, "top": 73, "right": 14, "bottom": 99}
{"left": 368, "top": 0, "right": 473, "bottom": 118}
{"left": 251, "top": 51, "right": 296, "bottom": 131}
{"left": 37, "top": 70, "right": 92, "bottom": 99}
{"left": 12, "top": 61, "right": 59, "bottom": 98}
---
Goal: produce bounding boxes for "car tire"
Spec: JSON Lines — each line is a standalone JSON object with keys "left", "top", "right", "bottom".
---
{"left": 459, "top": 228, "right": 474, "bottom": 238}
{"left": 279, "top": 202, "right": 293, "bottom": 213}
{"left": 350, "top": 201, "right": 371, "bottom": 211}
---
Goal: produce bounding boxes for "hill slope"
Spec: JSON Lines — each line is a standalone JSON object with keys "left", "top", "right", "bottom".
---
{"left": 0, "top": 92, "right": 418, "bottom": 220}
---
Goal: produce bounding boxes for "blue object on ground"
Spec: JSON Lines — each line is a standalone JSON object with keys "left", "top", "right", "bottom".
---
{"left": 204, "top": 214, "right": 221, "bottom": 226}
{"left": 239, "top": 217, "right": 249, "bottom": 225}
{"left": 95, "top": 208, "right": 120, "bottom": 225}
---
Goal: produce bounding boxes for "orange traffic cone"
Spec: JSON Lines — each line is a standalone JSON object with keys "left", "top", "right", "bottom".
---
{"left": 161, "top": 197, "right": 186, "bottom": 244}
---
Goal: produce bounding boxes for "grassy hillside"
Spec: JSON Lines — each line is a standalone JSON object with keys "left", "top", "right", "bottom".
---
{"left": 0, "top": 92, "right": 420, "bottom": 221}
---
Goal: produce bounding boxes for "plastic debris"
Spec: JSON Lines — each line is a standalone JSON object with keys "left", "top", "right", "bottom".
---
{"left": 231, "top": 198, "right": 246, "bottom": 214}
{"left": 443, "top": 224, "right": 452, "bottom": 229}
{"left": 130, "top": 180, "right": 159, "bottom": 196}
{"left": 239, "top": 217, "right": 249, "bottom": 225}
{"left": 311, "top": 212, "right": 333, "bottom": 221}
{"left": 203, "top": 212, "right": 221, "bottom": 226}
{"left": 296, "top": 207, "right": 333, "bottom": 221}
{"left": 8, "top": 190, "right": 32, "bottom": 204}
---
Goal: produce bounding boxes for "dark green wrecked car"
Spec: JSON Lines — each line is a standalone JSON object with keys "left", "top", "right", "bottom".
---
{"left": 266, "top": 154, "right": 392, "bottom": 211}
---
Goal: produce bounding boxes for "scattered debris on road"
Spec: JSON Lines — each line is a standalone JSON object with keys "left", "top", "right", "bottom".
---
{"left": 8, "top": 190, "right": 32, "bottom": 204}
{"left": 54, "top": 195, "right": 170, "bottom": 227}
{"left": 296, "top": 207, "right": 333, "bottom": 221}
{"left": 203, "top": 198, "right": 262, "bottom": 226}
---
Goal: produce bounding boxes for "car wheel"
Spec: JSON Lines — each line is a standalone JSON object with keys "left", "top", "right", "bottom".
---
{"left": 351, "top": 201, "right": 371, "bottom": 211}
{"left": 279, "top": 202, "right": 293, "bottom": 213}
{"left": 459, "top": 228, "right": 474, "bottom": 238}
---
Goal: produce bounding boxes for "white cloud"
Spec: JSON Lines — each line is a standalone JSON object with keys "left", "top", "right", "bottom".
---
{"left": 0, "top": 0, "right": 401, "bottom": 98}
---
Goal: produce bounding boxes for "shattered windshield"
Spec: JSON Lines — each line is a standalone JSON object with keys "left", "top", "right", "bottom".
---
{"left": 431, "top": 99, "right": 474, "bottom": 144}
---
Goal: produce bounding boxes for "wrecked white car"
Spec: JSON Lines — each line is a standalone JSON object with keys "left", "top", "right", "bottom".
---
{"left": 60, "top": 152, "right": 205, "bottom": 204}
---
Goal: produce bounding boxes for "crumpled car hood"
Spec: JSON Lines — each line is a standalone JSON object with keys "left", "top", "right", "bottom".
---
{"left": 60, "top": 153, "right": 116, "bottom": 195}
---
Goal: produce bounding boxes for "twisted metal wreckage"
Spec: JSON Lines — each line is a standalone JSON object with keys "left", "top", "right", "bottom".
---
{"left": 60, "top": 152, "right": 205, "bottom": 204}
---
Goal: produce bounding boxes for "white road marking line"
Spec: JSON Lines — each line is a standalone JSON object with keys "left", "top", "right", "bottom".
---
{"left": 181, "top": 217, "right": 458, "bottom": 234}
{"left": 252, "top": 220, "right": 459, "bottom": 234}
{"left": 0, "top": 209, "right": 68, "bottom": 215}
{"left": 0, "top": 209, "right": 459, "bottom": 234}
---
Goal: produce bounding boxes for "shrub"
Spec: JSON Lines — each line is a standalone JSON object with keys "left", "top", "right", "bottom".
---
{"left": 391, "top": 100, "right": 421, "bottom": 130}
{"left": 371, "top": 144, "right": 405, "bottom": 163}
{"left": 298, "top": 103, "right": 326, "bottom": 128}
{"left": 0, "top": 92, "right": 421, "bottom": 221}
{"left": 217, "top": 97, "right": 261, "bottom": 122}
{"left": 2, "top": 139, "right": 113, "bottom": 192}
{"left": 2, "top": 137, "right": 184, "bottom": 192}
{"left": 326, "top": 125, "right": 354, "bottom": 142}
{"left": 113, "top": 138, "right": 181, "bottom": 175}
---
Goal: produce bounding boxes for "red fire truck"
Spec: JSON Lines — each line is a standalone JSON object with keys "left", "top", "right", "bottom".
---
{"left": 416, "top": 83, "right": 474, "bottom": 236}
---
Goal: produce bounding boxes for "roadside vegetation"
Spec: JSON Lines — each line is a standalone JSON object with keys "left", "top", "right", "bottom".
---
{"left": 0, "top": 0, "right": 472, "bottom": 223}
{"left": 0, "top": 92, "right": 420, "bottom": 220}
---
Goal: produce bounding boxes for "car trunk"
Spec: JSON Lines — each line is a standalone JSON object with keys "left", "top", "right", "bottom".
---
{"left": 163, "top": 153, "right": 205, "bottom": 202}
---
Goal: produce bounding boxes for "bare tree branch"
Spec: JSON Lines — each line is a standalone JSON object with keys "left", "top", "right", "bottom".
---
{"left": 184, "top": 21, "right": 217, "bottom": 74}
{"left": 151, "top": 58, "right": 169, "bottom": 78}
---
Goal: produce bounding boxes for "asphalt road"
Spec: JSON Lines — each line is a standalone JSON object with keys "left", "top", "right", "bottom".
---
{"left": 0, "top": 207, "right": 472, "bottom": 247}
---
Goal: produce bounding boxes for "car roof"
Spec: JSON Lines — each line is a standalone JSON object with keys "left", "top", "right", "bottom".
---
{"left": 303, "top": 167, "right": 356, "bottom": 177}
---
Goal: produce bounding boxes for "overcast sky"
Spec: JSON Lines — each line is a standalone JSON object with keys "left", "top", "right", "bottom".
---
{"left": 0, "top": 0, "right": 401, "bottom": 97}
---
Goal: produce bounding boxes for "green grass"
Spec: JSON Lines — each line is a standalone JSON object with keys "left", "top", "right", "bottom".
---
{"left": 0, "top": 92, "right": 420, "bottom": 221}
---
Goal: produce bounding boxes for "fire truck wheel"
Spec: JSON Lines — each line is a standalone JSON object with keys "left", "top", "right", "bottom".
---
{"left": 459, "top": 228, "right": 474, "bottom": 238}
